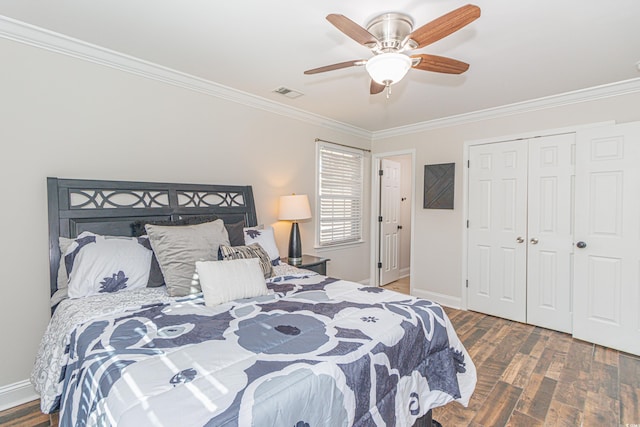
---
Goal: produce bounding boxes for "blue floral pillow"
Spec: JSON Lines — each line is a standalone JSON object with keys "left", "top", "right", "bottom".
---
{"left": 243, "top": 225, "right": 280, "bottom": 265}
{"left": 65, "top": 231, "right": 153, "bottom": 298}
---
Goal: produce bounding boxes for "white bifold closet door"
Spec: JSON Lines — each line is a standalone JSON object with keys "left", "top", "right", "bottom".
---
{"left": 467, "top": 140, "right": 528, "bottom": 323}
{"left": 526, "top": 135, "right": 575, "bottom": 333}
{"left": 573, "top": 122, "right": 640, "bottom": 356}
{"left": 467, "top": 134, "right": 575, "bottom": 332}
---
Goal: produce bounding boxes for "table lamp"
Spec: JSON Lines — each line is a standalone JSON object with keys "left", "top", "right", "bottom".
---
{"left": 278, "top": 194, "right": 311, "bottom": 264}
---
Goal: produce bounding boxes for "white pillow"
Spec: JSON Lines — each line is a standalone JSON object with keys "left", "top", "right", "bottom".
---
{"left": 65, "top": 232, "right": 153, "bottom": 298}
{"left": 196, "top": 258, "right": 269, "bottom": 306}
{"left": 243, "top": 225, "right": 280, "bottom": 264}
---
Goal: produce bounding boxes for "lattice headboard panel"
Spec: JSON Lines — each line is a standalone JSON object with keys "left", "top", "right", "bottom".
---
{"left": 47, "top": 177, "right": 257, "bottom": 296}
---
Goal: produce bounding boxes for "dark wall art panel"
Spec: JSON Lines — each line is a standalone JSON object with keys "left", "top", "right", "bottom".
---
{"left": 423, "top": 163, "right": 455, "bottom": 209}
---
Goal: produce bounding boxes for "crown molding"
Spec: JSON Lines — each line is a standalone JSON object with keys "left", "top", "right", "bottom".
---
{"left": 372, "top": 77, "right": 640, "bottom": 140}
{"left": 0, "top": 15, "right": 371, "bottom": 139}
{"left": 2, "top": 15, "right": 639, "bottom": 142}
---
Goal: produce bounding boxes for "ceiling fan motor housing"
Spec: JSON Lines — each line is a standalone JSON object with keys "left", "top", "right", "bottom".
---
{"left": 366, "top": 13, "right": 416, "bottom": 53}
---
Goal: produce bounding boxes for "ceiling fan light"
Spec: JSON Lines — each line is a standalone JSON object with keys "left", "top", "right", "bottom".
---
{"left": 365, "top": 53, "right": 412, "bottom": 85}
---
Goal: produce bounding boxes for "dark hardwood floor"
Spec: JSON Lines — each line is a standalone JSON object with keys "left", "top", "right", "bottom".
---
{"left": 432, "top": 307, "right": 640, "bottom": 426}
{"left": 0, "top": 399, "right": 52, "bottom": 426}
{"left": 2, "top": 280, "right": 639, "bottom": 426}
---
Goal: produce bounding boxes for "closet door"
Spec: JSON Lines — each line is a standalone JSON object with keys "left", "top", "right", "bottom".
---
{"left": 467, "top": 141, "right": 528, "bottom": 322}
{"left": 526, "top": 134, "right": 575, "bottom": 333}
{"left": 573, "top": 122, "right": 640, "bottom": 356}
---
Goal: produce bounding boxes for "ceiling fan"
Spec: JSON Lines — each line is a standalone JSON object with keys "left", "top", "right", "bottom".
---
{"left": 304, "top": 4, "right": 481, "bottom": 97}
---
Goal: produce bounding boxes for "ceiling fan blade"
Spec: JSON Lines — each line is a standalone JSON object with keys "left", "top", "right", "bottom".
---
{"left": 407, "top": 4, "right": 481, "bottom": 49}
{"left": 326, "top": 14, "right": 379, "bottom": 48}
{"left": 304, "top": 60, "right": 366, "bottom": 75}
{"left": 411, "top": 54, "right": 469, "bottom": 74}
{"left": 370, "top": 80, "right": 385, "bottom": 95}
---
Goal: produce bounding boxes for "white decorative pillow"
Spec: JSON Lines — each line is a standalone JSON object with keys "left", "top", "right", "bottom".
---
{"left": 65, "top": 232, "right": 153, "bottom": 299}
{"left": 196, "top": 258, "right": 269, "bottom": 306}
{"left": 243, "top": 225, "right": 280, "bottom": 265}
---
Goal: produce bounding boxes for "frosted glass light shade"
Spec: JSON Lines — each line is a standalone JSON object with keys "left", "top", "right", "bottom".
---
{"left": 365, "top": 53, "right": 412, "bottom": 85}
{"left": 278, "top": 194, "right": 311, "bottom": 221}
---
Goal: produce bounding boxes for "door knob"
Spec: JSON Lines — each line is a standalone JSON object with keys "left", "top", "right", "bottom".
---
{"left": 530, "top": 237, "right": 539, "bottom": 245}
{"left": 397, "top": 225, "right": 403, "bottom": 230}
{"left": 576, "top": 241, "right": 587, "bottom": 249}
{"left": 516, "top": 236, "right": 524, "bottom": 243}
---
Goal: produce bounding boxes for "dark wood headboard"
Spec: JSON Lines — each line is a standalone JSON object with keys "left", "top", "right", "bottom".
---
{"left": 47, "top": 177, "right": 258, "bottom": 297}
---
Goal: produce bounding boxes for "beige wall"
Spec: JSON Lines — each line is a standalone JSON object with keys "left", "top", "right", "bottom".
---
{"left": 373, "top": 92, "right": 640, "bottom": 307}
{"left": 0, "top": 38, "right": 371, "bottom": 390}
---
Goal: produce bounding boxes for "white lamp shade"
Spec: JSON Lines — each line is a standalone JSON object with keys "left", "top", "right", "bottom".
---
{"left": 279, "top": 194, "right": 311, "bottom": 221}
{"left": 365, "top": 53, "right": 412, "bottom": 86}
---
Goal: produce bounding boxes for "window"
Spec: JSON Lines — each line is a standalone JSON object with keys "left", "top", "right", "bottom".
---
{"left": 316, "top": 142, "right": 364, "bottom": 247}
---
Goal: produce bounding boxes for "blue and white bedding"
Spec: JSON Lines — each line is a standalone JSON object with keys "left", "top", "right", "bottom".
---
{"left": 32, "top": 268, "right": 476, "bottom": 426}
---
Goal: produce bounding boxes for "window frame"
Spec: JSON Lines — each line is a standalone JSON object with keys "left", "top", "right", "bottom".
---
{"left": 315, "top": 141, "right": 365, "bottom": 248}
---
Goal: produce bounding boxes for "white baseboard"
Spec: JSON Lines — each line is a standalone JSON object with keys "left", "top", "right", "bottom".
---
{"left": 0, "top": 380, "right": 38, "bottom": 412}
{"left": 358, "top": 277, "right": 371, "bottom": 285}
{"left": 411, "top": 288, "right": 462, "bottom": 309}
{"left": 399, "top": 267, "right": 410, "bottom": 278}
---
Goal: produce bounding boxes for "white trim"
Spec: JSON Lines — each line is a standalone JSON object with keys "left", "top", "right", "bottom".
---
{"left": 399, "top": 267, "right": 410, "bottom": 278}
{"left": 1, "top": 15, "right": 638, "bottom": 140}
{"left": 0, "top": 15, "right": 370, "bottom": 139}
{"left": 372, "top": 78, "right": 640, "bottom": 140}
{"left": 370, "top": 156, "right": 382, "bottom": 287}
{"left": 358, "top": 278, "right": 371, "bottom": 286}
{"left": 370, "top": 149, "right": 416, "bottom": 289}
{"left": 460, "top": 147, "right": 471, "bottom": 310}
{"left": 313, "top": 240, "right": 365, "bottom": 251}
{"left": 0, "top": 380, "right": 38, "bottom": 412}
{"left": 412, "top": 288, "right": 462, "bottom": 310}
{"left": 464, "top": 120, "right": 616, "bottom": 146}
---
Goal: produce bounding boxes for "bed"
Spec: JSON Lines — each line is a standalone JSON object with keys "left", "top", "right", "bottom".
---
{"left": 32, "top": 177, "right": 476, "bottom": 427}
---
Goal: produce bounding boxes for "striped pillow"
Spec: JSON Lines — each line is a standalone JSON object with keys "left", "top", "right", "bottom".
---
{"left": 219, "top": 243, "right": 274, "bottom": 278}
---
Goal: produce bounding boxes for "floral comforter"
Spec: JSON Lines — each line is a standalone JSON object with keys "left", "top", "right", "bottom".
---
{"left": 33, "top": 271, "right": 476, "bottom": 427}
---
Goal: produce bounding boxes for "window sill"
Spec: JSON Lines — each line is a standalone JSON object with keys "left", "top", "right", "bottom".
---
{"left": 313, "top": 240, "right": 365, "bottom": 251}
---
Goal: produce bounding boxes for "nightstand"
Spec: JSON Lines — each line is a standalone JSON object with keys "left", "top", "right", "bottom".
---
{"left": 282, "top": 254, "right": 330, "bottom": 275}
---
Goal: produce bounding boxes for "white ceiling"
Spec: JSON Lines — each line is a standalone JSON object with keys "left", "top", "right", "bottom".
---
{"left": 2, "top": 0, "right": 639, "bottom": 132}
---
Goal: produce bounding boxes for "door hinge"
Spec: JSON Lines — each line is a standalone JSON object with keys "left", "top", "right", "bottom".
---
{"left": 379, "top": 169, "right": 384, "bottom": 176}
{"left": 378, "top": 216, "right": 383, "bottom": 222}
{"left": 466, "top": 279, "right": 469, "bottom": 288}
{"left": 467, "top": 160, "right": 470, "bottom": 168}
{"left": 466, "top": 220, "right": 469, "bottom": 228}
{"left": 377, "top": 262, "right": 382, "bottom": 269}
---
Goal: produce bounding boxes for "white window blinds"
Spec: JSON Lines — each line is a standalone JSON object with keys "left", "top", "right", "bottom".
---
{"left": 317, "top": 142, "right": 364, "bottom": 247}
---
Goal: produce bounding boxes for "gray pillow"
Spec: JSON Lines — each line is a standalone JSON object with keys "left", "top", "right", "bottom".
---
{"left": 146, "top": 220, "right": 230, "bottom": 297}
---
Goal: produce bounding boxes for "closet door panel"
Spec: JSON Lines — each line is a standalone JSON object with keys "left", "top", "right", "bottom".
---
{"left": 468, "top": 141, "right": 527, "bottom": 322}
{"left": 526, "top": 134, "right": 575, "bottom": 333}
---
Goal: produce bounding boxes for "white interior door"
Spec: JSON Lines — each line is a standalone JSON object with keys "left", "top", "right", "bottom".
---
{"left": 467, "top": 141, "right": 528, "bottom": 322}
{"left": 380, "top": 158, "right": 401, "bottom": 285}
{"left": 573, "top": 122, "right": 640, "bottom": 356}
{"left": 526, "top": 134, "right": 575, "bottom": 333}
